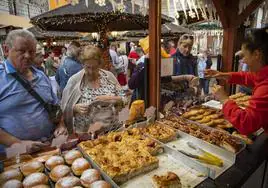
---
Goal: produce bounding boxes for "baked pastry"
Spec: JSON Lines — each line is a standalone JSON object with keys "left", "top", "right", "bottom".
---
{"left": 0, "top": 169, "right": 23, "bottom": 184}
{"left": 22, "top": 172, "right": 48, "bottom": 188}
{"left": 55, "top": 176, "right": 81, "bottom": 188}
{"left": 2, "top": 179, "right": 22, "bottom": 188}
{"left": 152, "top": 171, "right": 182, "bottom": 188}
{"left": 198, "top": 117, "right": 211, "bottom": 123}
{"left": 64, "top": 150, "right": 83, "bottom": 165}
{"left": 189, "top": 114, "right": 203, "bottom": 121}
{"left": 20, "top": 161, "right": 44, "bottom": 176}
{"left": 80, "top": 169, "right": 101, "bottom": 187}
{"left": 232, "top": 131, "right": 253, "bottom": 144}
{"left": 203, "top": 121, "right": 215, "bottom": 127}
{"left": 182, "top": 110, "right": 199, "bottom": 118}
{"left": 90, "top": 180, "right": 111, "bottom": 188}
{"left": 71, "top": 158, "right": 91, "bottom": 176}
{"left": 213, "top": 119, "right": 225, "bottom": 124}
{"left": 45, "top": 156, "right": 64, "bottom": 170}
{"left": 49, "top": 165, "right": 71, "bottom": 182}
{"left": 31, "top": 185, "right": 50, "bottom": 188}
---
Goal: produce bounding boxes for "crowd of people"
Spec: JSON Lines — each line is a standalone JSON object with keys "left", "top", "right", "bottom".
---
{"left": 1, "top": 26, "right": 267, "bottom": 157}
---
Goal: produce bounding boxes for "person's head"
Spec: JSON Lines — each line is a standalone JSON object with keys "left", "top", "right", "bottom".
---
{"left": 110, "top": 43, "right": 117, "bottom": 51}
{"left": 177, "top": 34, "right": 194, "bottom": 57}
{"left": 61, "top": 47, "right": 67, "bottom": 55}
{"left": 34, "top": 44, "right": 44, "bottom": 67}
{"left": 48, "top": 50, "right": 55, "bottom": 58}
{"left": 135, "top": 47, "right": 144, "bottom": 57}
{"left": 4, "top": 29, "right": 37, "bottom": 74}
{"left": 80, "top": 45, "right": 104, "bottom": 77}
{"left": 241, "top": 28, "right": 268, "bottom": 72}
{"left": 66, "top": 41, "right": 81, "bottom": 58}
{"left": 168, "top": 40, "right": 175, "bottom": 48}
{"left": 117, "top": 48, "right": 126, "bottom": 56}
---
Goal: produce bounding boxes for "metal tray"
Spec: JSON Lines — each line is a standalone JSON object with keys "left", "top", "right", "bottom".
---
{"left": 78, "top": 127, "right": 209, "bottom": 188}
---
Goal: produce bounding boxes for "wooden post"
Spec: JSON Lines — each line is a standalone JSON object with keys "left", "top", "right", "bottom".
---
{"left": 148, "top": 0, "right": 161, "bottom": 111}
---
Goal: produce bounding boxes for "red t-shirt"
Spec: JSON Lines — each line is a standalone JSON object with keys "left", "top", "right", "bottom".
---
{"left": 223, "top": 66, "right": 268, "bottom": 135}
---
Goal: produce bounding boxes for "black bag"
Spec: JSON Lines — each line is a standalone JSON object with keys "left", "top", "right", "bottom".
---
{"left": 11, "top": 72, "right": 62, "bottom": 124}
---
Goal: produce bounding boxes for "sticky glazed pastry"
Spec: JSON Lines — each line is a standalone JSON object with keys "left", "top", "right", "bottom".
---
{"left": 80, "top": 169, "right": 101, "bottom": 187}
{"left": 45, "top": 156, "right": 65, "bottom": 170}
{"left": 90, "top": 180, "right": 111, "bottom": 188}
{"left": 20, "top": 161, "right": 44, "bottom": 176}
{"left": 232, "top": 131, "right": 253, "bottom": 145}
{"left": 49, "top": 165, "right": 71, "bottom": 182}
{"left": 64, "top": 150, "right": 83, "bottom": 165}
{"left": 22, "top": 173, "right": 48, "bottom": 188}
{"left": 2, "top": 179, "right": 22, "bottom": 188}
{"left": 55, "top": 176, "right": 81, "bottom": 188}
{"left": 152, "top": 171, "right": 182, "bottom": 188}
{"left": 0, "top": 169, "right": 23, "bottom": 184}
{"left": 71, "top": 158, "right": 91, "bottom": 176}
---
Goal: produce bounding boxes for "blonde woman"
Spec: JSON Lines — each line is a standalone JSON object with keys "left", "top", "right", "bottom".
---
{"left": 61, "top": 45, "right": 125, "bottom": 137}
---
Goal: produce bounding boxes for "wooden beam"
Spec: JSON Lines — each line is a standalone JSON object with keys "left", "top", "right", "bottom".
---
{"left": 211, "top": 0, "right": 228, "bottom": 28}
{"left": 148, "top": 0, "right": 161, "bottom": 111}
{"left": 236, "top": 0, "right": 265, "bottom": 26}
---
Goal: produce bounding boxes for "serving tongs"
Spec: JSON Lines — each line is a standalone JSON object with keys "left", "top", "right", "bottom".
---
{"left": 177, "top": 142, "right": 223, "bottom": 167}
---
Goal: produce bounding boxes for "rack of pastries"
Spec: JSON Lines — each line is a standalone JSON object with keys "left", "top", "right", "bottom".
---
{"left": 181, "top": 105, "right": 253, "bottom": 145}
{"left": 229, "top": 92, "right": 251, "bottom": 108}
{"left": 0, "top": 149, "right": 111, "bottom": 188}
{"left": 79, "top": 123, "right": 177, "bottom": 184}
{"left": 162, "top": 115, "right": 244, "bottom": 153}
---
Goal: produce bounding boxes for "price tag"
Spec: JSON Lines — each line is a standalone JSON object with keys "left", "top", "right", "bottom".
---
{"left": 118, "top": 107, "right": 130, "bottom": 122}
{"left": 51, "top": 135, "right": 68, "bottom": 148}
{"left": 144, "top": 106, "right": 156, "bottom": 119}
{"left": 6, "top": 143, "right": 27, "bottom": 158}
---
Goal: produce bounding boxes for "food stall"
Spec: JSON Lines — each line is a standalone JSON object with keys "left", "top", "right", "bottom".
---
{"left": 1, "top": 0, "right": 268, "bottom": 188}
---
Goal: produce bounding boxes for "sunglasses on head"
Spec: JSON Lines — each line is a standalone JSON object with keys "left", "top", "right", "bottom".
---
{"left": 181, "top": 35, "right": 194, "bottom": 40}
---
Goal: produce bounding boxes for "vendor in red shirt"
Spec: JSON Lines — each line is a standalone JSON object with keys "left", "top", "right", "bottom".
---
{"left": 205, "top": 27, "right": 268, "bottom": 135}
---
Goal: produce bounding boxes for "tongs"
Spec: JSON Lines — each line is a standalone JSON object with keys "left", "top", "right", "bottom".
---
{"left": 178, "top": 142, "right": 223, "bottom": 167}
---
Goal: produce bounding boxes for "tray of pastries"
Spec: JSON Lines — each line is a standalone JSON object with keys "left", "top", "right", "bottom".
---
{"left": 162, "top": 115, "right": 245, "bottom": 153}
{"left": 79, "top": 129, "right": 162, "bottom": 185}
{"left": 229, "top": 92, "right": 251, "bottom": 108}
{"left": 0, "top": 149, "right": 112, "bottom": 188}
{"left": 181, "top": 105, "right": 254, "bottom": 145}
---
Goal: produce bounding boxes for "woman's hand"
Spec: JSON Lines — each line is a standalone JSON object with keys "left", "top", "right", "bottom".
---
{"left": 73, "top": 103, "right": 89, "bottom": 115}
{"left": 88, "top": 122, "right": 104, "bottom": 136}
{"left": 204, "top": 69, "right": 230, "bottom": 80}
{"left": 95, "top": 95, "right": 120, "bottom": 102}
{"left": 212, "top": 85, "right": 229, "bottom": 104}
{"left": 54, "top": 125, "right": 68, "bottom": 137}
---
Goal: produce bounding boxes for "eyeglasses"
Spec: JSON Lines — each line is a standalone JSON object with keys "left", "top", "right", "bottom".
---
{"left": 181, "top": 35, "right": 194, "bottom": 41}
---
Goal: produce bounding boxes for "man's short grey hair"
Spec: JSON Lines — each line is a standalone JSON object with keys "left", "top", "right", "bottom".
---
{"left": 5, "top": 29, "right": 37, "bottom": 48}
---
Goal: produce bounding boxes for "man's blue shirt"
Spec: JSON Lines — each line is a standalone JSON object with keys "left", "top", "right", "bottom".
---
{"left": 0, "top": 60, "right": 58, "bottom": 153}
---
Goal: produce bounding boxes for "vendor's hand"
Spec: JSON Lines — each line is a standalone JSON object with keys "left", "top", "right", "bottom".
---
{"left": 88, "top": 122, "right": 104, "bottom": 136}
{"left": 189, "top": 77, "right": 199, "bottom": 87}
{"left": 73, "top": 103, "right": 89, "bottom": 115}
{"left": 18, "top": 140, "right": 49, "bottom": 154}
{"left": 204, "top": 69, "right": 230, "bottom": 80}
{"left": 212, "top": 85, "right": 229, "bottom": 103}
{"left": 54, "top": 125, "right": 68, "bottom": 137}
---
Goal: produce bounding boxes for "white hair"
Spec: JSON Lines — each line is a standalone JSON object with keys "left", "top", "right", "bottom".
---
{"left": 5, "top": 29, "right": 37, "bottom": 48}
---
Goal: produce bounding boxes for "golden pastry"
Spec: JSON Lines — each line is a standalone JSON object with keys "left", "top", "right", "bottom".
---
{"left": 20, "top": 161, "right": 44, "bottom": 176}
{"left": 198, "top": 117, "right": 211, "bottom": 123}
{"left": 213, "top": 119, "right": 225, "bottom": 124}
{"left": 203, "top": 121, "right": 215, "bottom": 127}
{"left": 152, "top": 171, "right": 182, "bottom": 188}
{"left": 49, "top": 165, "right": 71, "bottom": 182}
{"left": 0, "top": 169, "right": 23, "bottom": 185}
{"left": 22, "top": 173, "right": 48, "bottom": 188}
{"left": 64, "top": 150, "right": 83, "bottom": 165}
{"left": 90, "top": 180, "right": 111, "bottom": 188}
{"left": 2, "top": 179, "right": 22, "bottom": 188}
{"left": 45, "top": 156, "right": 64, "bottom": 171}
{"left": 232, "top": 132, "right": 253, "bottom": 145}
{"left": 80, "top": 169, "right": 101, "bottom": 187}
{"left": 55, "top": 176, "right": 81, "bottom": 188}
{"left": 182, "top": 110, "right": 199, "bottom": 118}
{"left": 189, "top": 115, "right": 204, "bottom": 121}
{"left": 71, "top": 158, "right": 91, "bottom": 176}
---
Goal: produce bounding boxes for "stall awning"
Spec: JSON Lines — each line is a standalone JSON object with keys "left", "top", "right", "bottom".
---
{"left": 0, "top": 13, "right": 32, "bottom": 28}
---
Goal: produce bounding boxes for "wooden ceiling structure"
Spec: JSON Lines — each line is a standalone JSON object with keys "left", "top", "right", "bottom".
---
{"left": 148, "top": 0, "right": 266, "bottom": 109}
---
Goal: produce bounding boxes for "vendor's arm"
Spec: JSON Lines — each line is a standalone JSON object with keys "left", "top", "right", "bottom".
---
{"left": 223, "top": 85, "right": 268, "bottom": 135}
{"left": 0, "top": 129, "right": 20, "bottom": 146}
{"left": 161, "top": 75, "right": 199, "bottom": 87}
{"left": 228, "top": 72, "right": 256, "bottom": 87}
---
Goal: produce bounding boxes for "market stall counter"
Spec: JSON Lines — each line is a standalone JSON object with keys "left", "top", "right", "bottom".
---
{"left": 197, "top": 132, "right": 268, "bottom": 188}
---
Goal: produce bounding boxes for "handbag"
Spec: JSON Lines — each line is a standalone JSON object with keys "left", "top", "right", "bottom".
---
{"left": 10, "top": 72, "right": 62, "bottom": 124}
